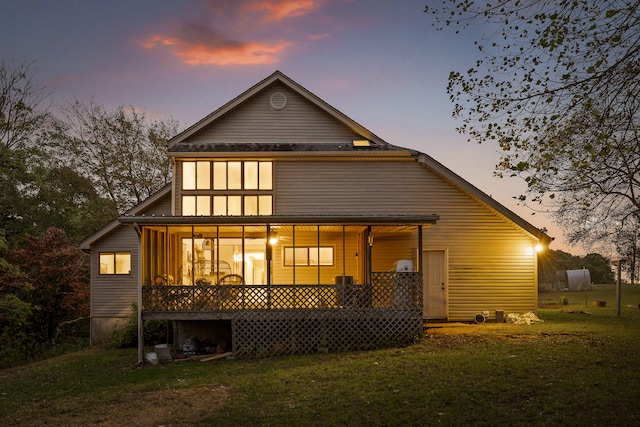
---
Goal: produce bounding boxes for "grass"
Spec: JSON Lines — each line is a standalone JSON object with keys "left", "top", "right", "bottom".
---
{"left": 1, "top": 285, "right": 640, "bottom": 426}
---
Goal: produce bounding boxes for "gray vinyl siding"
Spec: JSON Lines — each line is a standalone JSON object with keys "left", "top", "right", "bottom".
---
{"left": 91, "top": 192, "right": 171, "bottom": 325}
{"left": 185, "top": 82, "right": 361, "bottom": 143}
{"left": 275, "top": 159, "right": 438, "bottom": 215}
{"left": 417, "top": 163, "right": 538, "bottom": 320}
{"left": 138, "top": 192, "right": 172, "bottom": 215}
{"left": 174, "top": 163, "right": 181, "bottom": 215}
{"left": 90, "top": 225, "right": 138, "bottom": 318}
{"left": 275, "top": 159, "right": 538, "bottom": 321}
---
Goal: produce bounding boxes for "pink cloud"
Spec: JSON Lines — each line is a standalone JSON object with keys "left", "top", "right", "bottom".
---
{"left": 244, "top": 0, "right": 323, "bottom": 22}
{"left": 142, "top": 23, "right": 291, "bottom": 66}
{"left": 176, "top": 41, "right": 292, "bottom": 66}
{"left": 140, "top": 0, "right": 330, "bottom": 66}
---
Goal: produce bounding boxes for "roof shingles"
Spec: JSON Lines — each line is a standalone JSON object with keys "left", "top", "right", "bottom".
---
{"left": 169, "top": 142, "right": 415, "bottom": 153}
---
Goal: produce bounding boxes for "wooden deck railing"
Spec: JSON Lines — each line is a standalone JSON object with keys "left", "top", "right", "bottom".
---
{"left": 142, "top": 271, "right": 422, "bottom": 313}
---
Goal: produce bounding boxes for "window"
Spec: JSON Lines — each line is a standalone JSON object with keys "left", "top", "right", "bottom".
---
{"left": 183, "top": 160, "right": 273, "bottom": 191}
{"left": 209, "top": 195, "right": 272, "bottom": 216}
{"left": 213, "top": 162, "right": 227, "bottom": 190}
{"left": 99, "top": 252, "right": 131, "bottom": 274}
{"left": 182, "top": 195, "right": 211, "bottom": 216}
{"left": 182, "top": 160, "right": 273, "bottom": 216}
{"left": 182, "top": 161, "right": 211, "bottom": 190}
{"left": 284, "top": 247, "right": 334, "bottom": 266}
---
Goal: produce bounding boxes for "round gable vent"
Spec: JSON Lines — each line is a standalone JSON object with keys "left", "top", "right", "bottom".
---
{"left": 270, "top": 92, "right": 287, "bottom": 110}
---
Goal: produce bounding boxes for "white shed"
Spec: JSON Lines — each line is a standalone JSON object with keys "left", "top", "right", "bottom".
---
{"left": 560, "top": 269, "right": 592, "bottom": 291}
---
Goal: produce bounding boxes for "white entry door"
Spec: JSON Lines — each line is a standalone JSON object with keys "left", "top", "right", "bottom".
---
{"left": 422, "top": 250, "right": 447, "bottom": 319}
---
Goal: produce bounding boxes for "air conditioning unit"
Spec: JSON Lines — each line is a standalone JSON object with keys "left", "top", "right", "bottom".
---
{"left": 395, "top": 260, "right": 414, "bottom": 272}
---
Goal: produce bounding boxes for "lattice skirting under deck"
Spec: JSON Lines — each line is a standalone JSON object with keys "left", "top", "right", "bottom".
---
{"left": 231, "top": 309, "right": 423, "bottom": 358}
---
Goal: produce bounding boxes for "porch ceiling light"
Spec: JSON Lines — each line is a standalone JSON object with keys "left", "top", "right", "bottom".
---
{"left": 269, "top": 231, "right": 278, "bottom": 245}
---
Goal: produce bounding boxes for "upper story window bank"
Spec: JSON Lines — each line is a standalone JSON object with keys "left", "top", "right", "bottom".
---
{"left": 181, "top": 160, "right": 273, "bottom": 216}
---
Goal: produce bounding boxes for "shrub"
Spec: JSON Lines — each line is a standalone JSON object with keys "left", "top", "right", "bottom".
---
{"left": 108, "top": 303, "right": 168, "bottom": 348}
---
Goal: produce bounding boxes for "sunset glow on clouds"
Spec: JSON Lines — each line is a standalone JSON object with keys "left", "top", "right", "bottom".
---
{"left": 143, "top": 27, "right": 292, "bottom": 66}
{"left": 245, "top": 0, "right": 322, "bottom": 21}
{"left": 142, "top": 0, "right": 324, "bottom": 66}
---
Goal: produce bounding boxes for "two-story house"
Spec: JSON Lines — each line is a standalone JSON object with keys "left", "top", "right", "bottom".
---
{"left": 80, "top": 71, "right": 551, "bottom": 362}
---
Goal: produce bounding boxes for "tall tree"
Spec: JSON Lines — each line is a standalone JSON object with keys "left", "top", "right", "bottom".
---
{"left": 615, "top": 216, "right": 639, "bottom": 283}
{"left": 425, "top": 1, "right": 640, "bottom": 250}
{"left": 0, "top": 60, "right": 54, "bottom": 243}
{"left": 0, "top": 60, "right": 51, "bottom": 150}
{"left": 48, "top": 98, "right": 179, "bottom": 213}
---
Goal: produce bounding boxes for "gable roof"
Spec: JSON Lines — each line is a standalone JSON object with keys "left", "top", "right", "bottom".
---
{"left": 165, "top": 70, "right": 551, "bottom": 245}
{"left": 80, "top": 71, "right": 551, "bottom": 249}
{"left": 416, "top": 153, "right": 553, "bottom": 245}
{"left": 77, "top": 184, "right": 172, "bottom": 251}
{"left": 167, "top": 70, "right": 389, "bottom": 150}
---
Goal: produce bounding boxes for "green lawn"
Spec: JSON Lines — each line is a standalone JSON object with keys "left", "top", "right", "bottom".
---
{"left": 2, "top": 284, "right": 639, "bottom": 426}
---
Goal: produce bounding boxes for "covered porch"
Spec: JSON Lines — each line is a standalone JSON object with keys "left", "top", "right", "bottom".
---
{"left": 119, "top": 214, "right": 438, "bottom": 360}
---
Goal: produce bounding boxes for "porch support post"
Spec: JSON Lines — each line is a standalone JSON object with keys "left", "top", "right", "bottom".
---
{"left": 342, "top": 225, "right": 346, "bottom": 276}
{"left": 136, "top": 225, "right": 144, "bottom": 365}
{"left": 266, "top": 224, "right": 272, "bottom": 308}
{"left": 418, "top": 225, "right": 423, "bottom": 272}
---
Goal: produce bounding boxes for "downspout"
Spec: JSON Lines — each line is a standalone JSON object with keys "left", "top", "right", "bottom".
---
{"left": 134, "top": 223, "right": 144, "bottom": 365}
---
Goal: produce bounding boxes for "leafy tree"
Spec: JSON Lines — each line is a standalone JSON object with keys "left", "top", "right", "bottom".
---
{"left": 2, "top": 145, "right": 119, "bottom": 244}
{"left": 48, "top": 98, "right": 180, "bottom": 213}
{"left": 582, "top": 253, "right": 615, "bottom": 284}
{"left": 0, "top": 228, "right": 32, "bottom": 301}
{"left": 23, "top": 163, "right": 118, "bottom": 243}
{"left": 0, "top": 145, "right": 31, "bottom": 242}
{"left": 425, "top": 1, "right": 640, "bottom": 250}
{"left": 0, "top": 228, "right": 36, "bottom": 363}
{"left": 3, "top": 227, "right": 89, "bottom": 345}
{"left": 538, "top": 249, "right": 615, "bottom": 286}
{"left": 1, "top": 227, "right": 90, "bottom": 365}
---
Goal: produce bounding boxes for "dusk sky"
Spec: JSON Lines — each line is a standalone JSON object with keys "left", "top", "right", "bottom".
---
{"left": 1, "top": 0, "right": 571, "bottom": 251}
